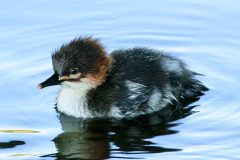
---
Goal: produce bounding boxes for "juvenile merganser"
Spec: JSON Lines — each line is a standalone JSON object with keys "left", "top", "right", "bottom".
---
{"left": 38, "top": 37, "right": 208, "bottom": 118}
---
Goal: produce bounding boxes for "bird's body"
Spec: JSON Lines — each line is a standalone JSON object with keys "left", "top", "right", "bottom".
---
{"left": 39, "top": 37, "right": 207, "bottom": 119}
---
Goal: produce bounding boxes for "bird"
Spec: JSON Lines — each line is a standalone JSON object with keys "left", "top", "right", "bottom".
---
{"left": 38, "top": 37, "right": 208, "bottom": 119}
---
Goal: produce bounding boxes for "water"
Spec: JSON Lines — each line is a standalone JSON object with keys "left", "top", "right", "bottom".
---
{"left": 0, "top": 0, "right": 239, "bottom": 159}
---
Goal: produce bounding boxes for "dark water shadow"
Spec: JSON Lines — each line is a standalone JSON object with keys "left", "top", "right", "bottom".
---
{"left": 0, "top": 140, "right": 25, "bottom": 149}
{"left": 42, "top": 103, "right": 199, "bottom": 160}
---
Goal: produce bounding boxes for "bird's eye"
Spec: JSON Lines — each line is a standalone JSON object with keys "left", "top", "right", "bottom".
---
{"left": 70, "top": 68, "right": 78, "bottom": 75}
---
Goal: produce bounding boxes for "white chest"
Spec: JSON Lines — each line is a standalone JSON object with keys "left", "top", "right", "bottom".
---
{"left": 56, "top": 82, "right": 94, "bottom": 118}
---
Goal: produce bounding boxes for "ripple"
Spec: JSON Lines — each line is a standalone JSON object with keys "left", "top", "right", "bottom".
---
{"left": 0, "top": 0, "right": 240, "bottom": 159}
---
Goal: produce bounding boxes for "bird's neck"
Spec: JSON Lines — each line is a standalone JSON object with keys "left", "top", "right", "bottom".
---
{"left": 56, "top": 81, "right": 95, "bottom": 118}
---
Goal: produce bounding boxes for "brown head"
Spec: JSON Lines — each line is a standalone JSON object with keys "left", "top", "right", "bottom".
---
{"left": 38, "top": 37, "right": 112, "bottom": 89}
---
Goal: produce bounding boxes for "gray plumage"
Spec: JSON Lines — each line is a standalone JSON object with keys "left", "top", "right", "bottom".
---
{"left": 87, "top": 47, "right": 208, "bottom": 117}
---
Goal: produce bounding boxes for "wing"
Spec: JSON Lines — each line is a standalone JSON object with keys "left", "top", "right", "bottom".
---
{"left": 111, "top": 80, "right": 153, "bottom": 115}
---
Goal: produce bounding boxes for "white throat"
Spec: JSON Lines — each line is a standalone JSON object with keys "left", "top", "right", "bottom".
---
{"left": 56, "top": 81, "right": 95, "bottom": 118}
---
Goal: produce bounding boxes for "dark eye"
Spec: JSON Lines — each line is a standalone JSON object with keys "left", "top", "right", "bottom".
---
{"left": 70, "top": 68, "right": 78, "bottom": 75}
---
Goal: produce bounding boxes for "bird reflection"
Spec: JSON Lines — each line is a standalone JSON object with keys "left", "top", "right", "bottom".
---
{"left": 42, "top": 104, "right": 198, "bottom": 160}
{"left": 53, "top": 115, "right": 110, "bottom": 160}
{"left": 0, "top": 140, "right": 25, "bottom": 149}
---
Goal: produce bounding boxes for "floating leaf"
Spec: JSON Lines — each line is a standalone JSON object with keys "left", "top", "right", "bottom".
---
{"left": 0, "top": 130, "right": 40, "bottom": 133}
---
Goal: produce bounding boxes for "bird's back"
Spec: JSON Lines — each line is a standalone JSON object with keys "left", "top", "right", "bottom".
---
{"left": 88, "top": 48, "right": 208, "bottom": 118}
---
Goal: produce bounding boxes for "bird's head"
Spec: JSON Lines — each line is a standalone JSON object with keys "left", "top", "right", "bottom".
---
{"left": 38, "top": 37, "right": 112, "bottom": 89}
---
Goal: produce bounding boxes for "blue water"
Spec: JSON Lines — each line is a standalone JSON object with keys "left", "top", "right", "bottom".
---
{"left": 0, "top": 0, "right": 240, "bottom": 159}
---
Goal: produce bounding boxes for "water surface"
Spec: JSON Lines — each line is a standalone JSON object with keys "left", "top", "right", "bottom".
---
{"left": 0, "top": 0, "right": 240, "bottom": 159}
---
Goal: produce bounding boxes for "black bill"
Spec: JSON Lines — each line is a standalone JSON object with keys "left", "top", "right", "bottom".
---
{"left": 38, "top": 73, "right": 61, "bottom": 89}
